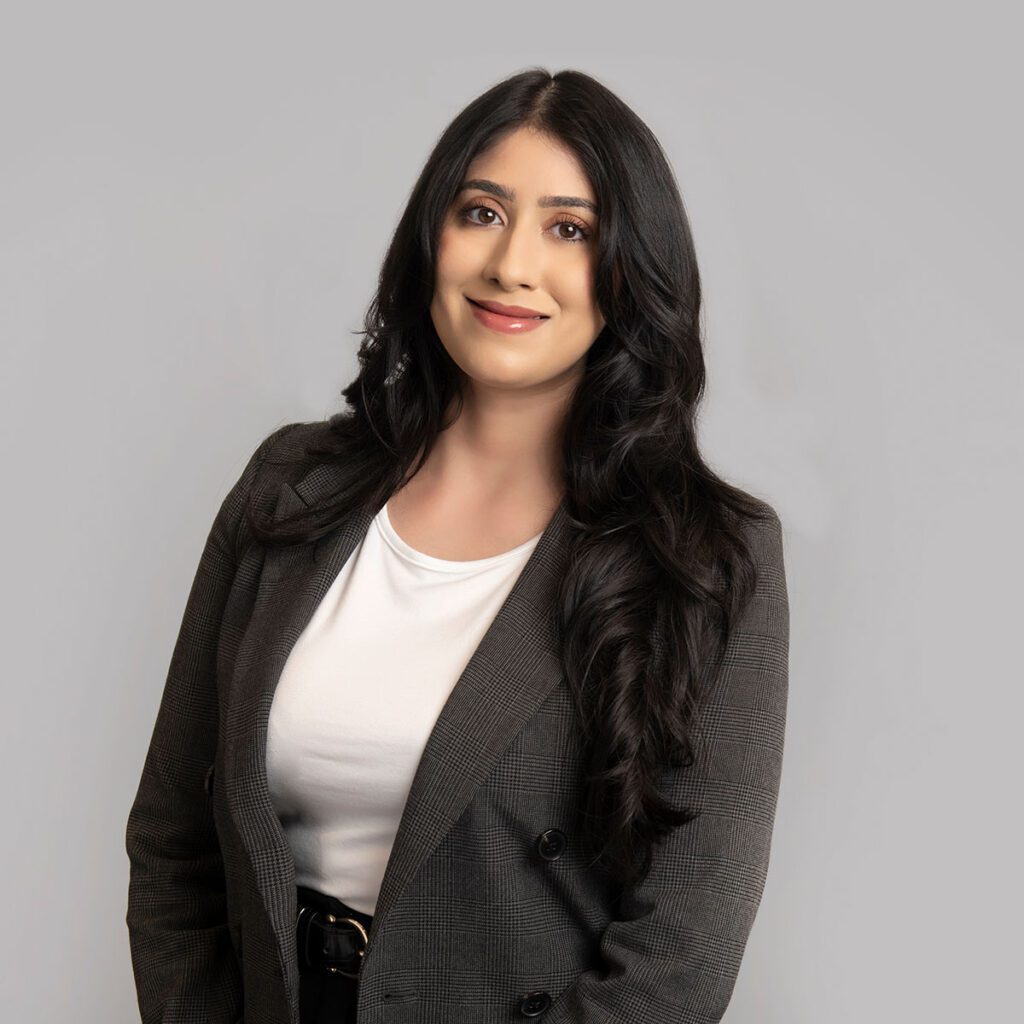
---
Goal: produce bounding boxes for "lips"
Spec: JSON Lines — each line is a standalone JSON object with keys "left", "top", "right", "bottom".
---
{"left": 467, "top": 296, "right": 550, "bottom": 334}
{"left": 467, "top": 297, "right": 549, "bottom": 319}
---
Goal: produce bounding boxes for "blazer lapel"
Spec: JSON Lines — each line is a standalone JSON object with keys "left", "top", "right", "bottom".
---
{"left": 224, "top": 458, "right": 572, "bottom": 1001}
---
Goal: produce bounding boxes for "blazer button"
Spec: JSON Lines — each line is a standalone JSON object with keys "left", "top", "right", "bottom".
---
{"left": 535, "top": 828, "right": 566, "bottom": 861}
{"left": 204, "top": 764, "right": 215, "bottom": 797}
{"left": 517, "top": 990, "right": 551, "bottom": 1017}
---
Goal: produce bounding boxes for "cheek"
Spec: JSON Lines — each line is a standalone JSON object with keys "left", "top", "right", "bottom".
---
{"left": 435, "top": 222, "right": 478, "bottom": 285}
{"left": 560, "top": 262, "right": 600, "bottom": 317}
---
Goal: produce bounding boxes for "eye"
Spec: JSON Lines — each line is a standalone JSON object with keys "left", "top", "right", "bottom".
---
{"left": 457, "top": 202, "right": 592, "bottom": 245}
{"left": 550, "top": 217, "right": 591, "bottom": 244}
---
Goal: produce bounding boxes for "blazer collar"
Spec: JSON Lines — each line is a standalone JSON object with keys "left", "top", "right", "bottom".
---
{"left": 224, "top": 457, "right": 572, "bottom": 1003}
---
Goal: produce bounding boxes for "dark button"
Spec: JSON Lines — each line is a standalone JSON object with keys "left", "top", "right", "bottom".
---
{"left": 204, "top": 764, "right": 215, "bottom": 797}
{"left": 535, "top": 828, "right": 566, "bottom": 861}
{"left": 517, "top": 990, "right": 551, "bottom": 1017}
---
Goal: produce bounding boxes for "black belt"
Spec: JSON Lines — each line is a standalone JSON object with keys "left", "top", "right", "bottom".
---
{"left": 295, "top": 902, "right": 370, "bottom": 978}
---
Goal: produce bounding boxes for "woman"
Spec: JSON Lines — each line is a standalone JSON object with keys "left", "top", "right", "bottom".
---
{"left": 126, "top": 67, "right": 790, "bottom": 1024}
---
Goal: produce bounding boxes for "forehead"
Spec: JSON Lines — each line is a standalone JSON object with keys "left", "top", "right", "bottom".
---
{"left": 465, "top": 129, "right": 596, "bottom": 202}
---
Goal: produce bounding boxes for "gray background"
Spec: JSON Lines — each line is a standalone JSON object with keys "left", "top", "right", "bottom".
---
{"left": 2, "top": 2, "right": 1020, "bottom": 1020}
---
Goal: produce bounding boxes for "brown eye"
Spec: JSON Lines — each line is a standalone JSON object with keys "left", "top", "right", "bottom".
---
{"left": 552, "top": 219, "right": 591, "bottom": 244}
{"left": 459, "top": 204, "right": 501, "bottom": 227}
{"left": 458, "top": 203, "right": 592, "bottom": 245}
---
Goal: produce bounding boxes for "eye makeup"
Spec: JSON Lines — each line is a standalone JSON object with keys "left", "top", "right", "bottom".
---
{"left": 457, "top": 201, "right": 592, "bottom": 244}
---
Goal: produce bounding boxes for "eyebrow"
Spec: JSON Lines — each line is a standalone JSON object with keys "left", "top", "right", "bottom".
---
{"left": 457, "top": 178, "right": 599, "bottom": 216}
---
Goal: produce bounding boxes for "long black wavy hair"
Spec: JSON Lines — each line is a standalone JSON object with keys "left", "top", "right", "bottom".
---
{"left": 245, "top": 66, "right": 772, "bottom": 897}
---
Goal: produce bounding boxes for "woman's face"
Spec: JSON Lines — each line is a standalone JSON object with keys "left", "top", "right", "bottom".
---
{"left": 430, "top": 127, "right": 605, "bottom": 393}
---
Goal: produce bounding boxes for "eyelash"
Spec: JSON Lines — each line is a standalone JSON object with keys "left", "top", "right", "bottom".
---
{"left": 457, "top": 202, "right": 592, "bottom": 245}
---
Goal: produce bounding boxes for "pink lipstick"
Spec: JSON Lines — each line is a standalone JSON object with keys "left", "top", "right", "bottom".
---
{"left": 467, "top": 296, "right": 550, "bottom": 334}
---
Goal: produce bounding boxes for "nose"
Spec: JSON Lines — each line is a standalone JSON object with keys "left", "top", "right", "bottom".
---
{"left": 482, "top": 217, "right": 542, "bottom": 292}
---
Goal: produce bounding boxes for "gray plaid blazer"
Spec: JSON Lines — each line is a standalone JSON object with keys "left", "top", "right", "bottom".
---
{"left": 125, "top": 419, "right": 790, "bottom": 1024}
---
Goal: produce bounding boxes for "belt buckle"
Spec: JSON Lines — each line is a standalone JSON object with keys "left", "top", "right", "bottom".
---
{"left": 301, "top": 907, "right": 369, "bottom": 979}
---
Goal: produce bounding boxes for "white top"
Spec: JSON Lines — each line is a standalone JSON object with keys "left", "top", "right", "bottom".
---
{"left": 266, "top": 499, "right": 544, "bottom": 915}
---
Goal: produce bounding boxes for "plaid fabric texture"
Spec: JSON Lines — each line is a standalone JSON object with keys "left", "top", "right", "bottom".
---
{"left": 125, "top": 420, "right": 790, "bottom": 1024}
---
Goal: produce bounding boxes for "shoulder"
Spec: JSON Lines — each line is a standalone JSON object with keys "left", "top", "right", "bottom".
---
{"left": 252, "top": 418, "right": 333, "bottom": 466}
{"left": 719, "top": 491, "right": 785, "bottom": 571}
{"left": 245, "top": 418, "right": 339, "bottom": 485}
{"left": 734, "top": 495, "right": 788, "bottom": 639}
{"left": 712, "top": 492, "right": 788, "bottom": 632}
{"left": 240, "top": 417, "right": 341, "bottom": 522}
{"left": 746, "top": 497, "right": 785, "bottom": 573}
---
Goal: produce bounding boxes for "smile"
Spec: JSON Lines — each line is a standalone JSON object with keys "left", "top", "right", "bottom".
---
{"left": 466, "top": 297, "right": 551, "bottom": 334}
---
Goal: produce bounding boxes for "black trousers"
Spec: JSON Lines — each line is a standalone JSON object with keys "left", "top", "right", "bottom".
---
{"left": 297, "top": 885, "right": 374, "bottom": 1024}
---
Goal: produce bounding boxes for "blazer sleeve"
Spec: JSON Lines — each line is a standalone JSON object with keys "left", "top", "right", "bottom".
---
{"left": 124, "top": 422, "right": 297, "bottom": 1024}
{"left": 546, "top": 507, "right": 790, "bottom": 1024}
